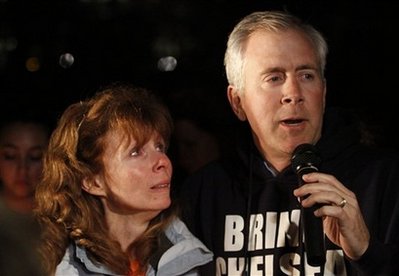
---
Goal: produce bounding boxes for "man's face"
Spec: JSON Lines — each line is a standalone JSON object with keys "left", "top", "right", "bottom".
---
{"left": 228, "top": 29, "right": 325, "bottom": 169}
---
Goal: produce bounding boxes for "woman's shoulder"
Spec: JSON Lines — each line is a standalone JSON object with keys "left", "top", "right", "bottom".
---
{"left": 155, "top": 218, "right": 213, "bottom": 275}
{"left": 55, "top": 243, "right": 117, "bottom": 276}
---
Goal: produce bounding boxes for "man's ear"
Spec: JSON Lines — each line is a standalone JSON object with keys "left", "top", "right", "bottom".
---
{"left": 227, "top": 85, "right": 247, "bottom": 121}
{"left": 82, "top": 175, "right": 106, "bottom": 197}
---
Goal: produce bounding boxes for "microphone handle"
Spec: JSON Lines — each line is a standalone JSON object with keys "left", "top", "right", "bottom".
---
{"left": 298, "top": 168, "right": 326, "bottom": 266}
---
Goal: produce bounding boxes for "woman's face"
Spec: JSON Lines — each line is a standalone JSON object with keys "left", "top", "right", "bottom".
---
{"left": 90, "top": 129, "right": 172, "bottom": 217}
{"left": 0, "top": 122, "right": 48, "bottom": 200}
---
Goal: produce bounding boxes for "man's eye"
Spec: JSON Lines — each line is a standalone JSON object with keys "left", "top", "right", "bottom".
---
{"left": 266, "top": 73, "right": 284, "bottom": 84}
{"left": 302, "top": 73, "right": 314, "bottom": 80}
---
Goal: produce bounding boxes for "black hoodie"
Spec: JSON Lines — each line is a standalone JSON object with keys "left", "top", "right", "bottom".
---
{"left": 179, "top": 107, "right": 399, "bottom": 276}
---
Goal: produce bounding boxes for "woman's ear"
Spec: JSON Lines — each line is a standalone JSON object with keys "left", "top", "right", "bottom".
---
{"left": 227, "top": 85, "right": 247, "bottom": 121}
{"left": 82, "top": 175, "right": 106, "bottom": 197}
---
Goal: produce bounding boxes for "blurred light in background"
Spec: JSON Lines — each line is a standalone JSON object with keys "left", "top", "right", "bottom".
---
{"left": 157, "top": 56, "right": 177, "bottom": 72}
{"left": 59, "top": 52, "right": 75, "bottom": 69}
{"left": 25, "top": 56, "right": 40, "bottom": 72}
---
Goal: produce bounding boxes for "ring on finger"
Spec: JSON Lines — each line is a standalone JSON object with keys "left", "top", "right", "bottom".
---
{"left": 338, "top": 198, "right": 347, "bottom": 208}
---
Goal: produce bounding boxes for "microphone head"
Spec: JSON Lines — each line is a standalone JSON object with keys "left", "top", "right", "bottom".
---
{"left": 291, "top": 143, "right": 321, "bottom": 174}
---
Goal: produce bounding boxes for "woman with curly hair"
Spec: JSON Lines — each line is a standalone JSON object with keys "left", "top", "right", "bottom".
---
{"left": 34, "top": 83, "right": 212, "bottom": 276}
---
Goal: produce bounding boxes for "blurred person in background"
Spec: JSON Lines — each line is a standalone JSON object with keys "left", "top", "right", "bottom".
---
{"left": 0, "top": 112, "right": 51, "bottom": 276}
{"left": 167, "top": 85, "right": 235, "bottom": 197}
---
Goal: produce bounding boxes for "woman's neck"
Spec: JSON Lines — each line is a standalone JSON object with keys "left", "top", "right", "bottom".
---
{"left": 2, "top": 193, "right": 34, "bottom": 214}
{"left": 105, "top": 210, "right": 159, "bottom": 252}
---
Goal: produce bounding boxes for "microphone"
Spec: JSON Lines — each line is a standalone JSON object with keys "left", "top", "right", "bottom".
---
{"left": 291, "top": 143, "right": 326, "bottom": 266}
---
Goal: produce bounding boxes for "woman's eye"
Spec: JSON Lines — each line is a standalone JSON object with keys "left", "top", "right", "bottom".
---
{"left": 29, "top": 156, "right": 43, "bottom": 162}
{"left": 130, "top": 148, "right": 140, "bottom": 157}
{"left": 156, "top": 143, "right": 166, "bottom": 153}
{"left": 29, "top": 151, "right": 43, "bottom": 162}
{"left": 3, "top": 153, "right": 16, "bottom": 161}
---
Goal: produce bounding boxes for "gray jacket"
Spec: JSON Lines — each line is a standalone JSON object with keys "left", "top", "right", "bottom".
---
{"left": 55, "top": 218, "right": 213, "bottom": 276}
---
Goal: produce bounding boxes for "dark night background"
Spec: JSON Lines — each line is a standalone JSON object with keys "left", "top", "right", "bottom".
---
{"left": 0, "top": 0, "right": 398, "bottom": 149}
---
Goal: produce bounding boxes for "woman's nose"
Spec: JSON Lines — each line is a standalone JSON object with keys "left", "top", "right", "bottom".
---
{"left": 153, "top": 152, "right": 172, "bottom": 171}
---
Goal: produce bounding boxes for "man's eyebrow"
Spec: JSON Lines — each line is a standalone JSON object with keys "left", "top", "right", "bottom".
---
{"left": 296, "top": 64, "right": 318, "bottom": 71}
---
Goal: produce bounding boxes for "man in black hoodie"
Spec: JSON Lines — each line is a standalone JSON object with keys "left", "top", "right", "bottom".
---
{"left": 179, "top": 10, "right": 399, "bottom": 275}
